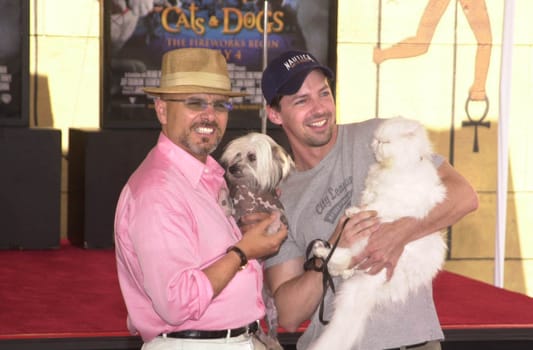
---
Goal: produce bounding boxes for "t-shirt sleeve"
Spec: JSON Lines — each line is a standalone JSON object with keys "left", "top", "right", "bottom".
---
{"left": 263, "top": 227, "right": 303, "bottom": 269}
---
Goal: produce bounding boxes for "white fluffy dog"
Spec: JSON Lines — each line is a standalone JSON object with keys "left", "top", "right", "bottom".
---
{"left": 309, "top": 117, "right": 447, "bottom": 350}
{"left": 220, "top": 132, "right": 294, "bottom": 350}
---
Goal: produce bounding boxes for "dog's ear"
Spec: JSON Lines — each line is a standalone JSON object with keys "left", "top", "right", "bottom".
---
{"left": 271, "top": 145, "right": 282, "bottom": 166}
{"left": 272, "top": 145, "right": 294, "bottom": 179}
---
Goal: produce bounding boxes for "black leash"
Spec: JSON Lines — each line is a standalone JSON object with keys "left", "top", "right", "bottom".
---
{"left": 303, "top": 218, "right": 349, "bottom": 325}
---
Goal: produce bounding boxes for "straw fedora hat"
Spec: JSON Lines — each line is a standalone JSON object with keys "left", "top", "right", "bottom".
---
{"left": 144, "top": 48, "right": 248, "bottom": 97}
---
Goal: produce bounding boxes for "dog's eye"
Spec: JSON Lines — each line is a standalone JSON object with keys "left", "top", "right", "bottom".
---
{"left": 247, "top": 153, "right": 256, "bottom": 162}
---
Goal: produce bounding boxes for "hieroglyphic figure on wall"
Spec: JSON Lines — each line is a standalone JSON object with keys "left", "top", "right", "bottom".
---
{"left": 373, "top": 0, "right": 492, "bottom": 152}
{"left": 373, "top": 0, "right": 492, "bottom": 101}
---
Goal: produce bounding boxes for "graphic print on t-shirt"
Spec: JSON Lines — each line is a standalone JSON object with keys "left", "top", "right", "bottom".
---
{"left": 315, "top": 176, "right": 353, "bottom": 224}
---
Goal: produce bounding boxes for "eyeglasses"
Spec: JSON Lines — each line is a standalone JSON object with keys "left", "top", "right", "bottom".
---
{"left": 162, "top": 98, "right": 233, "bottom": 112}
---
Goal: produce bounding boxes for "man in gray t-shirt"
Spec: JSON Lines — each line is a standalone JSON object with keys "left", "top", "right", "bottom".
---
{"left": 257, "top": 50, "right": 478, "bottom": 349}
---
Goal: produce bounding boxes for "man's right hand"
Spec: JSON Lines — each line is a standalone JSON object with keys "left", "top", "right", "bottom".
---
{"left": 237, "top": 213, "right": 287, "bottom": 260}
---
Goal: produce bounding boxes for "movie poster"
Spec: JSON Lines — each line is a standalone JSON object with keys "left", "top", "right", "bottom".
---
{"left": 0, "top": 0, "right": 28, "bottom": 126}
{"left": 102, "top": 0, "right": 334, "bottom": 128}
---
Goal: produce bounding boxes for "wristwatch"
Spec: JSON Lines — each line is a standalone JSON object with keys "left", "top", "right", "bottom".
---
{"left": 226, "top": 246, "right": 248, "bottom": 270}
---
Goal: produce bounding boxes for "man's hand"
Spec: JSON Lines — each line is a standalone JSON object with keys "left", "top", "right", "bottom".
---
{"left": 330, "top": 209, "right": 380, "bottom": 249}
{"left": 239, "top": 212, "right": 271, "bottom": 233}
{"left": 237, "top": 213, "right": 287, "bottom": 260}
{"left": 352, "top": 217, "right": 415, "bottom": 280}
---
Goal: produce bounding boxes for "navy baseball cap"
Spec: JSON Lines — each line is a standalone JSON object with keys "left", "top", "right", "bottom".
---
{"left": 261, "top": 50, "right": 334, "bottom": 105}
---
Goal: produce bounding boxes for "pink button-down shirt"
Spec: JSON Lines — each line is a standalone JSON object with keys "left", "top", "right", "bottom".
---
{"left": 114, "top": 133, "right": 265, "bottom": 342}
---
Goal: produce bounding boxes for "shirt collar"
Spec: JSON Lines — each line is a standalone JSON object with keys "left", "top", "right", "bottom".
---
{"left": 156, "top": 132, "right": 225, "bottom": 188}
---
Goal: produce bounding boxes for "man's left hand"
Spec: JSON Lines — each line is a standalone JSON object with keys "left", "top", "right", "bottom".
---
{"left": 352, "top": 218, "right": 414, "bottom": 280}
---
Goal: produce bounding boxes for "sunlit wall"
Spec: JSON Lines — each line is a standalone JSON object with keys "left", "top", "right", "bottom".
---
{"left": 29, "top": 0, "right": 532, "bottom": 296}
{"left": 336, "top": 0, "right": 532, "bottom": 296}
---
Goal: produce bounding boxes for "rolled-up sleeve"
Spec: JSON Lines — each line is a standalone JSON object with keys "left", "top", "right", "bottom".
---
{"left": 128, "top": 186, "right": 215, "bottom": 325}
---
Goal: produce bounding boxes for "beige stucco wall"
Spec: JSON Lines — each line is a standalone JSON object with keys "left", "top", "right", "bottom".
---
{"left": 337, "top": 0, "right": 533, "bottom": 296}
{"left": 30, "top": 0, "right": 532, "bottom": 296}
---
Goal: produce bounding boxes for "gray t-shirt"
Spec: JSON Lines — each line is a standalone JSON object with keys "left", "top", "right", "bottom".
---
{"left": 265, "top": 119, "right": 444, "bottom": 350}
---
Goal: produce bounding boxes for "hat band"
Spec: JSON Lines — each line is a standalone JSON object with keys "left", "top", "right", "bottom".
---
{"left": 160, "top": 71, "right": 231, "bottom": 90}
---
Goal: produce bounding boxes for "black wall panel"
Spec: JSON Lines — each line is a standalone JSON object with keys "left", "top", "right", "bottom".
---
{"left": 0, "top": 128, "right": 61, "bottom": 249}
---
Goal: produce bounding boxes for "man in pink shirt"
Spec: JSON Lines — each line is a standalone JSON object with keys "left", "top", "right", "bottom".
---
{"left": 114, "top": 48, "right": 288, "bottom": 350}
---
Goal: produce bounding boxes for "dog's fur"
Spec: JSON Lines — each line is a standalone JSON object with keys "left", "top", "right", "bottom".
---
{"left": 220, "top": 132, "right": 294, "bottom": 350}
{"left": 220, "top": 132, "right": 294, "bottom": 234}
{"left": 309, "top": 117, "right": 447, "bottom": 350}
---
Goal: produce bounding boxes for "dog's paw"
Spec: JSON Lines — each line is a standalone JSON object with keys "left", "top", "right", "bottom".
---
{"left": 327, "top": 247, "right": 353, "bottom": 276}
{"left": 312, "top": 241, "right": 330, "bottom": 259}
